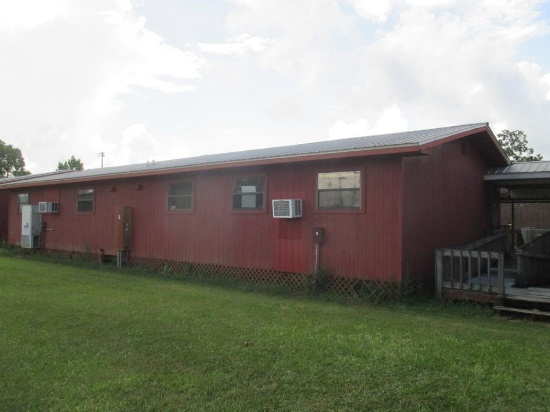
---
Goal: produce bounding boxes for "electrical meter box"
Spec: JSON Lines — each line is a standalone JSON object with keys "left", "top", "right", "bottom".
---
{"left": 21, "top": 205, "right": 41, "bottom": 248}
{"left": 114, "top": 206, "right": 132, "bottom": 251}
{"left": 313, "top": 227, "right": 325, "bottom": 244}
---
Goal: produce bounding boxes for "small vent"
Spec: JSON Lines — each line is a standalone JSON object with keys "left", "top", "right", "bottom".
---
{"left": 38, "top": 202, "right": 58, "bottom": 213}
{"left": 272, "top": 199, "right": 302, "bottom": 218}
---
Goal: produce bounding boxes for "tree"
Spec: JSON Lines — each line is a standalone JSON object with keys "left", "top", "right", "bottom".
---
{"left": 497, "top": 130, "right": 543, "bottom": 163}
{"left": 0, "top": 139, "right": 31, "bottom": 177}
{"left": 57, "top": 155, "right": 84, "bottom": 171}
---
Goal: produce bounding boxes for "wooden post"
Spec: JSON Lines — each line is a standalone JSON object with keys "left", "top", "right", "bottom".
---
{"left": 449, "top": 251, "right": 454, "bottom": 289}
{"left": 458, "top": 251, "right": 464, "bottom": 290}
{"left": 435, "top": 249, "right": 443, "bottom": 299}
{"left": 467, "top": 251, "right": 472, "bottom": 290}
{"left": 497, "top": 252, "right": 505, "bottom": 304}
{"left": 486, "top": 253, "right": 491, "bottom": 292}
{"left": 477, "top": 250, "right": 482, "bottom": 291}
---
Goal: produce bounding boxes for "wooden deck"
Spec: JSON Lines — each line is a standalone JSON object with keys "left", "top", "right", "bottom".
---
{"left": 442, "top": 276, "right": 550, "bottom": 304}
{"left": 436, "top": 231, "right": 550, "bottom": 309}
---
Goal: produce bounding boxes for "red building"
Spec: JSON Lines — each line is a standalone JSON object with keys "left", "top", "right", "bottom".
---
{"left": 0, "top": 190, "right": 7, "bottom": 240}
{"left": 0, "top": 123, "right": 508, "bottom": 286}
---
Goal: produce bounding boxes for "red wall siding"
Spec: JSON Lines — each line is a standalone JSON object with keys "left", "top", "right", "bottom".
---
{"left": 0, "top": 191, "right": 8, "bottom": 240}
{"left": 6, "top": 158, "right": 404, "bottom": 280}
{"left": 402, "top": 137, "right": 490, "bottom": 279}
{"left": 366, "top": 158, "right": 403, "bottom": 281}
{"left": 270, "top": 164, "right": 310, "bottom": 273}
{"left": 7, "top": 192, "right": 18, "bottom": 243}
{"left": 270, "top": 158, "right": 403, "bottom": 280}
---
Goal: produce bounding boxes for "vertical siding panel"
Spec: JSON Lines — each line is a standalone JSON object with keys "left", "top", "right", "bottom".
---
{"left": 0, "top": 191, "right": 8, "bottom": 240}
{"left": 363, "top": 158, "right": 402, "bottom": 281}
{"left": 402, "top": 138, "right": 491, "bottom": 278}
{"left": 272, "top": 165, "right": 308, "bottom": 273}
{"left": 9, "top": 155, "right": 405, "bottom": 282}
{"left": 370, "top": 162, "right": 383, "bottom": 280}
{"left": 392, "top": 161, "right": 403, "bottom": 280}
{"left": 375, "top": 165, "right": 383, "bottom": 279}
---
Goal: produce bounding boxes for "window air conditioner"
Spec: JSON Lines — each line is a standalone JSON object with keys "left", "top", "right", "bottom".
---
{"left": 38, "top": 202, "right": 59, "bottom": 213}
{"left": 272, "top": 199, "right": 302, "bottom": 218}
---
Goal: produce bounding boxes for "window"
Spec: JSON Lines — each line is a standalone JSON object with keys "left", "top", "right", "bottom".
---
{"left": 232, "top": 176, "right": 265, "bottom": 210}
{"left": 168, "top": 181, "right": 193, "bottom": 211}
{"left": 18, "top": 193, "right": 29, "bottom": 213}
{"left": 317, "top": 171, "right": 361, "bottom": 209}
{"left": 77, "top": 189, "right": 94, "bottom": 213}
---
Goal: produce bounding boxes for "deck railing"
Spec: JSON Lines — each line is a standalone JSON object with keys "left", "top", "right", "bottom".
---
{"left": 435, "top": 250, "right": 505, "bottom": 299}
{"left": 435, "top": 231, "right": 510, "bottom": 300}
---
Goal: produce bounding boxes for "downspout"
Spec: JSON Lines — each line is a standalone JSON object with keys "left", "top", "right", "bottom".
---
{"left": 314, "top": 242, "right": 320, "bottom": 274}
{"left": 313, "top": 227, "right": 325, "bottom": 274}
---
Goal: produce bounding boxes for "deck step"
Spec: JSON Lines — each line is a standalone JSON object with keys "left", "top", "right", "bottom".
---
{"left": 494, "top": 305, "right": 550, "bottom": 318}
{"left": 505, "top": 294, "right": 550, "bottom": 304}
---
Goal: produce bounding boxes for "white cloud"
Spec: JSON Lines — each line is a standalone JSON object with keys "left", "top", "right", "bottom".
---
{"left": 198, "top": 34, "right": 275, "bottom": 55}
{"left": 404, "top": 0, "right": 453, "bottom": 9}
{"left": 329, "top": 118, "right": 370, "bottom": 139}
{"left": 542, "top": 73, "right": 550, "bottom": 100}
{"left": 0, "top": 0, "right": 68, "bottom": 30}
{"left": 206, "top": 0, "right": 550, "bottom": 158}
{"left": 99, "top": 6, "right": 204, "bottom": 95}
{"left": 120, "top": 123, "right": 157, "bottom": 164}
{"left": 516, "top": 61, "right": 550, "bottom": 100}
{"left": 466, "top": 84, "right": 484, "bottom": 103}
{"left": 226, "top": 0, "right": 353, "bottom": 85}
{"left": 329, "top": 105, "right": 409, "bottom": 139}
{"left": 90, "top": 124, "right": 159, "bottom": 169}
{"left": 2, "top": 0, "right": 550, "bottom": 175}
{"left": 345, "top": 0, "right": 393, "bottom": 22}
{"left": 90, "top": 133, "right": 117, "bottom": 153}
{"left": 0, "top": 0, "right": 205, "bottom": 172}
{"left": 372, "top": 105, "right": 409, "bottom": 134}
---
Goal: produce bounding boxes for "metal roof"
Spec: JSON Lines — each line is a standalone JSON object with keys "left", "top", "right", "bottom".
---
{"left": 0, "top": 122, "right": 494, "bottom": 188}
{"left": 0, "top": 170, "right": 72, "bottom": 184}
{"left": 485, "top": 161, "right": 550, "bottom": 182}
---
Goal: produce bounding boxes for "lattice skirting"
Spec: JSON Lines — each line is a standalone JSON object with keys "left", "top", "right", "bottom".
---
{"left": 30, "top": 248, "right": 99, "bottom": 263}
{"left": 127, "top": 256, "right": 309, "bottom": 289}
{"left": 19, "top": 249, "right": 422, "bottom": 299}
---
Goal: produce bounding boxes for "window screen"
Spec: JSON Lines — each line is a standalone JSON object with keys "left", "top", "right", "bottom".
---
{"left": 18, "top": 193, "right": 29, "bottom": 213}
{"left": 77, "top": 189, "right": 94, "bottom": 213}
{"left": 317, "top": 171, "right": 361, "bottom": 209}
{"left": 232, "top": 176, "right": 265, "bottom": 210}
{"left": 168, "top": 181, "right": 193, "bottom": 210}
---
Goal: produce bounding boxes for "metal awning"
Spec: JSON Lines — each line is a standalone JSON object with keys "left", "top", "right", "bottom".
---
{"left": 485, "top": 161, "right": 550, "bottom": 185}
{"left": 485, "top": 161, "right": 550, "bottom": 202}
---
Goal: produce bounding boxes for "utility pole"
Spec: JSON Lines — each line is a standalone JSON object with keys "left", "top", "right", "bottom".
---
{"left": 97, "top": 152, "right": 105, "bottom": 168}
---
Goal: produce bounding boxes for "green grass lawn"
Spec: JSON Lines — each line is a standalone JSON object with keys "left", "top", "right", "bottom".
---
{"left": 1, "top": 257, "right": 549, "bottom": 411}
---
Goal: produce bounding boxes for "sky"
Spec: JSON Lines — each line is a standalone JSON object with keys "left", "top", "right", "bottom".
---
{"left": 1, "top": 0, "right": 549, "bottom": 173}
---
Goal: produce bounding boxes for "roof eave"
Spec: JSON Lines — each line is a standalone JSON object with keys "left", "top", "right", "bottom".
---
{"left": 484, "top": 172, "right": 550, "bottom": 182}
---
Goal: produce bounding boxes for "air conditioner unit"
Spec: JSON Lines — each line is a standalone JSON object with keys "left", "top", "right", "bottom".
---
{"left": 272, "top": 199, "right": 302, "bottom": 218}
{"left": 38, "top": 202, "right": 58, "bottom": 213}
